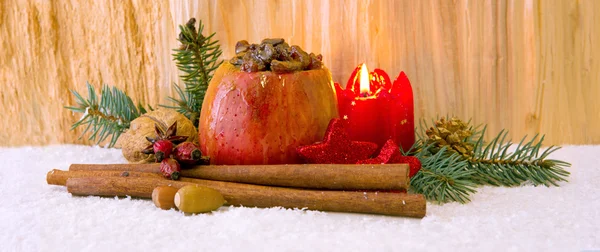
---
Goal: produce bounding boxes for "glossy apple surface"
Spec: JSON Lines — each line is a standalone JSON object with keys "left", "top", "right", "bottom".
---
{"left": 199, "top": 62, "right": 338, "bottom": 164}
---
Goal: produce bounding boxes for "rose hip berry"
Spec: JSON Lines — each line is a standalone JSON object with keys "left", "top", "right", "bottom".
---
{"left": 173, "top": 142, "right": 202, "bottom": 165}
{"left": 160, "top": 158, "right": 181, "bottom": 180}
{"left": 153, "top": 139, "right": 174, "bottom": 162}
{"left": 141, "top": 122, "right": 189, "bottom": 163}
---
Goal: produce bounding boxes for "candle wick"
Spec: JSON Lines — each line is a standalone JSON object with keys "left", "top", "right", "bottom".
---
{"left": 360, "top": 92, "right": 369, "bottom": 97}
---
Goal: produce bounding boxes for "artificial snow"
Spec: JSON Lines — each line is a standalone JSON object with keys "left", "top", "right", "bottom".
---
{"left": 0, "top": 145, "right": 598, "bottom": 251}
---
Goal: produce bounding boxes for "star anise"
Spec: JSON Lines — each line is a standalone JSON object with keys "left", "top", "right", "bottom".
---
{"left": 141, "top": 122, "right": 188, "bottom": 154}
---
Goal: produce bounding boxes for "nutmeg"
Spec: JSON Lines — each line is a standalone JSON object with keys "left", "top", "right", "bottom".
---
{"left": 152, "top": 186, "right": 179, "bottom": 210}
{"left": 174, "top": 185, "right": 225, "bottom": 214}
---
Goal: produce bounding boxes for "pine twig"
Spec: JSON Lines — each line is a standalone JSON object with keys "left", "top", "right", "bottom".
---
{"left": 65, "top": 83, "right": 149, "bottom": 147}
{"left": 468, "top": 131, "right": 571, "bottom": 187}
{"left": 161, "top": 83, "right": 197, "bottom": 123}
{"left": 164, "top": 18, "right": 223, "bottom": 126}
{"left": 409, "top": 116, "right": 571, "bottom": 204}
{"left": 410, "top": 145, "right": 478, "bottom": 204}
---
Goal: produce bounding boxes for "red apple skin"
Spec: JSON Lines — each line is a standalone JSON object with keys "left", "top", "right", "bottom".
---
{"left": 199, "top": 62, "right": 339, "bottom": 165}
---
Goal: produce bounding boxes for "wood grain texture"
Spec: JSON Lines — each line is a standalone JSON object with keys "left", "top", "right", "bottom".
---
{"left": 0, "top": 0, "right": 598, "bottom": 146}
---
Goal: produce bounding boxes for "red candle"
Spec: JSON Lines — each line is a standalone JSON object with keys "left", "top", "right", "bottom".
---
{"left": 334, "top": 64, "right": 415, "bottom": 152}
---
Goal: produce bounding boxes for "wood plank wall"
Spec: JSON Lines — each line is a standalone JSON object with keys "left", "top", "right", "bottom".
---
{"left": 0, "top": 0, "right": 598, "bottom": 146}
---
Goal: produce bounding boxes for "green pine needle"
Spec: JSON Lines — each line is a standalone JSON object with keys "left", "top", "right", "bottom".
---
{"left": 410, "top": 117, "right": 571, "bottom": 204}
{"left": 161, "top": 83, "right": 198, "bottom": 122}
{"left": 65, "top": 82, "right": 148, "bottom": 147}
{"left": 410, "top": 145, "right": 478, "bottom": 204}
{"left": 163, "top": 18, "right": 223, "bottom": 126}
{"left": 468, "top": 128, "right": 571, "bottom": 187}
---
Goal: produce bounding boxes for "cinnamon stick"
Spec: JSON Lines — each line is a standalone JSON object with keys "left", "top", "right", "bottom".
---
{"left": 46, "top": 169, "right": 162, "bottom": 186}
{"left": 66, "top": 177, "right": 426, "bottom": 218}
{"left": 70, "top": 163, "right": 161, "bottom": 173}
{"left": 69, "top": 163, "right": 410, "bottom": 191}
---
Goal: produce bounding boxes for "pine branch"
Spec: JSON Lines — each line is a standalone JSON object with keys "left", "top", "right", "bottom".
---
{"left": 65, "top": 83, "right": 148, "bottom": 147}
{"left": 161, "top": 83, "right": 198, "bottom": 123}
{"left": 410, "top": 117, "right": 571, "bottom": 204}
{"left": 410, "top": 144, "right": 478, "bottom": 204}
{"left": 468, "top": 129, "right": 571, "bottom": 187}
{"left": 164, "top": 18, "right": 223, "bottom": 126}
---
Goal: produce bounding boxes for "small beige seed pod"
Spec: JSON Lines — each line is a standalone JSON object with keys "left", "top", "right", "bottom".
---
{"left": 174, "top": 185, "right": 225, "bottom": 214}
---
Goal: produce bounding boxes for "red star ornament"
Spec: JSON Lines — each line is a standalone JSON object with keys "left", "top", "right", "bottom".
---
{"left": 357, "top": 139, "right": 422, "bottom": 177}
{"left": 357, "top": 139, "right": 402, "bottom": 164}
{"left": 397, "top": 155, "right": 422, "bottom": 178}
{"left": 296, "top": 119, "right": 378, "bottom": 164}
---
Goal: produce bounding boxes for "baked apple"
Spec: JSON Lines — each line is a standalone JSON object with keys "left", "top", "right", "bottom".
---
{"left": 199, "top": 39, "right": 338, "bottom": 164}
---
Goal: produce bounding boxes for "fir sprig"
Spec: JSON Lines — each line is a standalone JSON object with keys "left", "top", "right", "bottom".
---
{"left": 65, "top": 83, "right": 150, "bottom": 147}
{"left": 468, "top": 129, "right": 570, "bottom": 187}
{"left": 410, "top": 117, "right": 571, "bottom": 204}
{"left": 163, "top": 18, "right": 223, "bottom": 125}
{"left": 410, "top": 145, "right": 478, "bottom": 204}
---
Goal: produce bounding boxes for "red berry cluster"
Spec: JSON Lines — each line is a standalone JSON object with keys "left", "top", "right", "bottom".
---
{"left": 141, "top": 122, "right": 208, "bottom": 180}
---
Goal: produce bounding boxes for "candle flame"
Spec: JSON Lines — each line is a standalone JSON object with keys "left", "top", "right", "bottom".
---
{"left": 359, "top": 63, "right": 370, "bottom": 95}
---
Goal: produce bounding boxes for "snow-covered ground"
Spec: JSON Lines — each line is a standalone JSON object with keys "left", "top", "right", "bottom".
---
{"left": 0, "top": 145, "right": 598, "bottom": 251}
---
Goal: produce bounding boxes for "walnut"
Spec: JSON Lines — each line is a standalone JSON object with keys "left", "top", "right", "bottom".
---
{"left": 118, "top": 109, "right": 197, "bottom": 163}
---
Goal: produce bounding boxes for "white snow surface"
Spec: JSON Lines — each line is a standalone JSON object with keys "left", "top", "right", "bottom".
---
{"left": 0, "top": 144, "right": 598, "bottom": 251}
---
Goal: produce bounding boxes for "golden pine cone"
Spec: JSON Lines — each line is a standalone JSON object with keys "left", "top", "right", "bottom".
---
{"left": 425, "top": 117, "right": 474, "bottom": 157}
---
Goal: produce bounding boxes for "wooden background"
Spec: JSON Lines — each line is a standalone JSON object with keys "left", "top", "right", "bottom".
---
{"left": 0, "top": 0, "right": 598, "bottom": 147}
